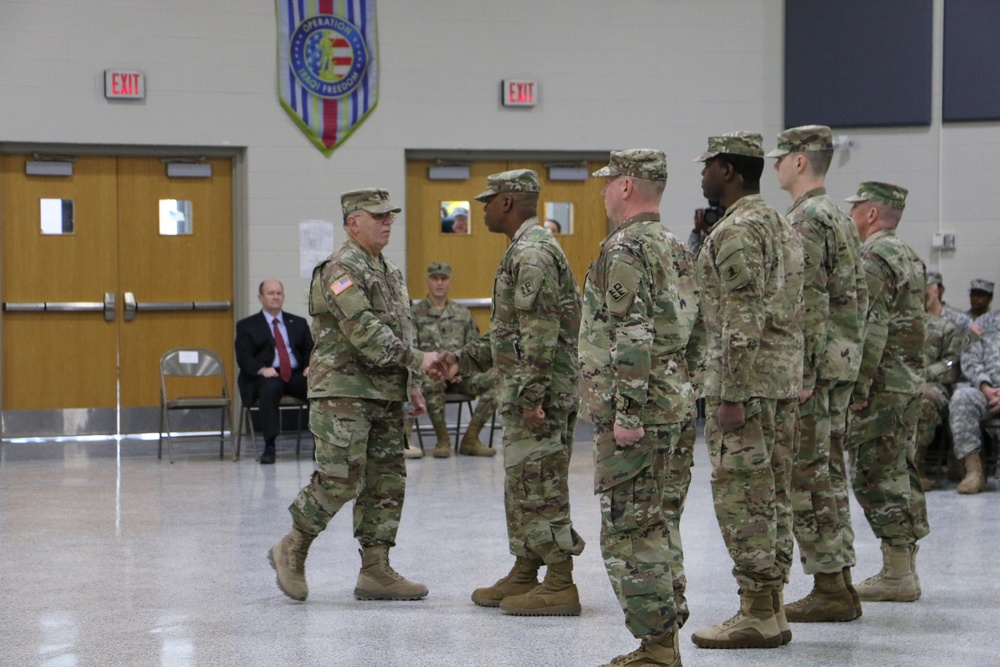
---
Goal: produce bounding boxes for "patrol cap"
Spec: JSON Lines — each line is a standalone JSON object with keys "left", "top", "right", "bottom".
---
{"left": 765, "top": 125, "right": 834, "bottom": 158}
{"left": 970, "top": 279, "right": 995, "bottom": 295}
{"left": 473, "top": 169, "right": 540, "bottom": 202}
{"left": 592, "top": 149, "right": 668, "bottom": 181}
{"left": 427, "top": 261, "right": 452, "bottom": 277}
{"left": 451, "top": 207, "right": 469, "bottom": 219}
{"left": 926, "top": 271, "right": 943, "bottom": 287}
{"left": 695, "top": 131, "right": 765, "bottom": 162}
{"left": 341, "top": 188, "right": 402, "bottom": 215}
{"left": 845, "top": 181, "right": 908, "bottom": 210}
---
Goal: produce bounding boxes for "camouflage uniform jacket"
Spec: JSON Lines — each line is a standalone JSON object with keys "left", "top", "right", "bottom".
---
{"left": 695, "top": 194, "right": 804, "bottom": 402}
{"left": 786, "top": 187, "right": 868, "bottom": 388}
{"left": 579, "top": 212, "right": 699, "bottom": 428}
{"left": 307, "top": 236, "right": 422, "bottom": 401}
{"left": 960, "top": 310, "right": 1000, "bottom": 388}
{"left": 924, "top": 313, "right": 961, "bottom": 386}
{"left": 411, "top": 298, "right": 479, "bottom": 351}
{"left": 459, "top": 217, "right": 580, "bottom": 412}
{"left": 852, "top": 229, "right": 926, "bottom": 402}
{"left": 941, "top": 303, "right": 973, "bottom": 334}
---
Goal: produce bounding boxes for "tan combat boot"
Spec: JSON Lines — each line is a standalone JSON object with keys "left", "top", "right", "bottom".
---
{"left": 267, "top": 527, "right": 316, "bottom": 601}
{"left": 499, "top": 558, "right": 581, "bottom": 616}
{"left": 842, "top": 567, "right": 863, "bottom": 618}
{"left": 855, "top": 542, "right": 919, "bottom": 602}
{"left": 910, "top": 543, "right": 921, "bottom": 598}
{"left": 771, "top": 589, "right": 791, "bottom": 644}
{"left": 458, "top": 420, "right": 497, "bottom": 457}
{"left": 691, "top": 590, "right": 782, "bottom": 649}
{"left": 784, "top": 572, "right": 857, "bottom": 622}
{"left": 471, "top": 556, "right": 541, "bottom": 607}
{"left": 354, "top": 544, "right": 428, "bottom": 600}
{"left": 403, "top": 428, "right": 423, "bottom": 459}
{"left": 431, "top": 417, "right": 452, "bottom": 458}
{"left": 599, "top": 628, "right": 681, "bottom": 667}
{"left": 957, "top": 451, "right": 986, "bottom": 494}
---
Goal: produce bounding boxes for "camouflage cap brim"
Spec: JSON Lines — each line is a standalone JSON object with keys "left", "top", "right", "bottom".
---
{"left": 591, "top": 165, "right": 619, "bottom": 178}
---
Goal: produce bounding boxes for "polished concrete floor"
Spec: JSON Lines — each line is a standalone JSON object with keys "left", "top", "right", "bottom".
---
{"left": 1, "top": 425, "right": 998, "bottom": 667}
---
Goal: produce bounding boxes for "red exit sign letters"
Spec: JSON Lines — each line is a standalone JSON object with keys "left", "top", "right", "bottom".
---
{"left": 104, "top": 70, "right": 146, "bottom": 100}
{"left": 502, "top": 79, "right": 537, "bottom": 107}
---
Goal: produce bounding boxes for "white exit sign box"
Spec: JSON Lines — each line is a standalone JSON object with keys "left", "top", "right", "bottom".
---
{"left": 104, "top": 70, "right": 145, "bottom": 100}
{"left": 502, "top": 79, "right": 537, "bottom": 107}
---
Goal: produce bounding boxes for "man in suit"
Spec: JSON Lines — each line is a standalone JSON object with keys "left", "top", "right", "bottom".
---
{"left": 235, "top": 279, "right": 314, "bottom": 464}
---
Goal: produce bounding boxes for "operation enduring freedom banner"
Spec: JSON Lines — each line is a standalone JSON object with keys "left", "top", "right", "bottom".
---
{"left": 276, "top": 0, "right": 379, "bottom": 156}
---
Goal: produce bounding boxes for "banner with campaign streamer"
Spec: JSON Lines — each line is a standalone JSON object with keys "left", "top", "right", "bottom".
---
{"left": 276, "top": 0, "right": 379, "bottom": 156}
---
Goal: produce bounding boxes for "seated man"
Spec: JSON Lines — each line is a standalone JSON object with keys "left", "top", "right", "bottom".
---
{"left": 930, "top": 272, "right": 973, "bottom": 334}
{"left": 949, "top": 307, "right": 1000, "bottom": 493}
{"left": 408, "top": 262, "right": 496, "bottom": 458}
{"left": 235, "top": 279, "right": 313, "bottom": 464}
{"left": 914, "top": 273, "right": 963, "bottom": 489}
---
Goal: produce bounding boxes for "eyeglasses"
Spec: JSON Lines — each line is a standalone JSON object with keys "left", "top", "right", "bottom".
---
{"left": 367, "top": 211, "right": 396, "bottom": 222}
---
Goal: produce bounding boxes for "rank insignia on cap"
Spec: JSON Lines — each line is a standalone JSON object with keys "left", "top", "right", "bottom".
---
{"left": 331, "top": 275, "right": 354, "bottom": 295}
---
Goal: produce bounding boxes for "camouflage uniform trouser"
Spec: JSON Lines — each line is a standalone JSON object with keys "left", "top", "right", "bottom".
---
{"left": 705, "top": 396, "right": 796, "bottom": 592}
{"left": 423, "top": 370, "right": 497, "bottom": 428}
{"left": 792, "top": 382, "right": 847, "bottom": 574}
{"left": 502, "top": 406, "right": 585, "bottom": 564}
{"left": 949, "top": 385, "right": 992, "bottom": 459}
{"left": 290, "top": 397, "right": 406, "bottom": 546}
{"left": 828, "top": 381, "right": 857, "bottom": 568}
{"left": 915, "top": 382, "right": 949, "bottom": 457}
{"left": 847, "top": 391, "right": 928, "bottom": 547}
{"left": 665, "top": 417, "right": 696, "bottom": 627}
{"left": 596, "top": 421, "right": 687, "bottom": 641}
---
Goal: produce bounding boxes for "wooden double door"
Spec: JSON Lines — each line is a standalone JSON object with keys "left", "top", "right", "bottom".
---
{"left": 1, "top": 154, "right": 234, "bottom": 437}
{"left": 405, "top": 158, "right": 609, "bottom": 333}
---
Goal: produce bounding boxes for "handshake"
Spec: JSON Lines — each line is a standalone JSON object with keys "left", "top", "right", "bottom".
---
{"left": 419, "top": 350, "right": 460, "bottom": 382}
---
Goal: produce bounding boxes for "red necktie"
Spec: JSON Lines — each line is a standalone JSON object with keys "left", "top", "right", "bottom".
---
{"left": 273, "top": 319, "right": 292, "bottom": 382}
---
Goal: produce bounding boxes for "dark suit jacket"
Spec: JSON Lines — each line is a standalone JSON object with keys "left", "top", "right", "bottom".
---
{"left": 235, "top": 311, "right": 314, "bottom": 405}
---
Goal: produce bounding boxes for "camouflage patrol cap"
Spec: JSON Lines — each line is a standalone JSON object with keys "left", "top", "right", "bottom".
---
{"left": 427, "top": 261, "right": 452, "bottom": 277}
{"left": 765, "top": 125, "right": 834, "bottom": 158}
{"left": 926, "top": 271, "right": 944, "bottom": 287}
{"left": 971, "top": 279, "right": 995, "bottom": 294}
{"left": 695, "top": 131, "right": 765, "bottom": 162}
{"left": 592, "top": 149, "right": 668, "bottom": 181}
{"left": 341, "top": 188, "right": 402, "bottom": 215}
{"left": 845, "top": 181, "right": 908, "bottom": 210}
{"left": 474, "top": 169, "right": 540, "bottom": 202}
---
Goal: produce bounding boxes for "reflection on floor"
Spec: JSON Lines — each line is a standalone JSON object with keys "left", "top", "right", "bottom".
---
{"left": 1, "top": 425, "right": 998, "bottom": 667}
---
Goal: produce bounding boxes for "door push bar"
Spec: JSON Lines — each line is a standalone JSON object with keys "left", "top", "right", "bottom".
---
{"left": 123, "top": 292, "right": 230, "bottom": 321}
{"left": 3, "top": 292, "right": 116, "bottom": 322}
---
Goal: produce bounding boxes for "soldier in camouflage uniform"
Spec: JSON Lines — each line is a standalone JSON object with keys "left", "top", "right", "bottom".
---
{"left": 845, "top": 181, "right": 928, "bottom": 602}
{"left": 768, "top": 126, "right": 867, "bottom": 623}
{"left": 949, "top": 308, "right": 1000, "bottom": 494}
{"left": 968, "top": 279, "right": 994, "bottom": 319}
{"left": 689, "top": 132, "right": 805, "bottom": 650}
{"left": 914, "top": 273, "right": 964, "bottom": 489}
{"left": 580, "top": 149, "right": 699, "bottom": 667}
{"left": 268, "top": 188, "right": 441, "bottom": 603}
{"left": 928, "top": 272, "right": 974, "bottom": 335}
{"left": 438, "top": 169, "right": 586, "bottom": 617}
{"left": 409, "top": 262, "right": 497, "bottom": 459}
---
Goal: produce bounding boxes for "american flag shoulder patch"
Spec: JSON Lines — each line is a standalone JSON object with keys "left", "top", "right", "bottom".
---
{"left": 331, "top": 275, "right": 354, "bottom": 295}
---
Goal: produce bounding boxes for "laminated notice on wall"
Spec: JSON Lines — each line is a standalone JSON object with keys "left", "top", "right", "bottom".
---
{"left": 300, "top": 220, "right": 336, "bottom": 278}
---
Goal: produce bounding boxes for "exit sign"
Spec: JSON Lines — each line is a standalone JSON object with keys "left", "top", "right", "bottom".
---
{"left": 502, "top": 79, "right": 537, "bottom": 107}
{"left": 104, "top": 70, "right": 145, "bottom": 100}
